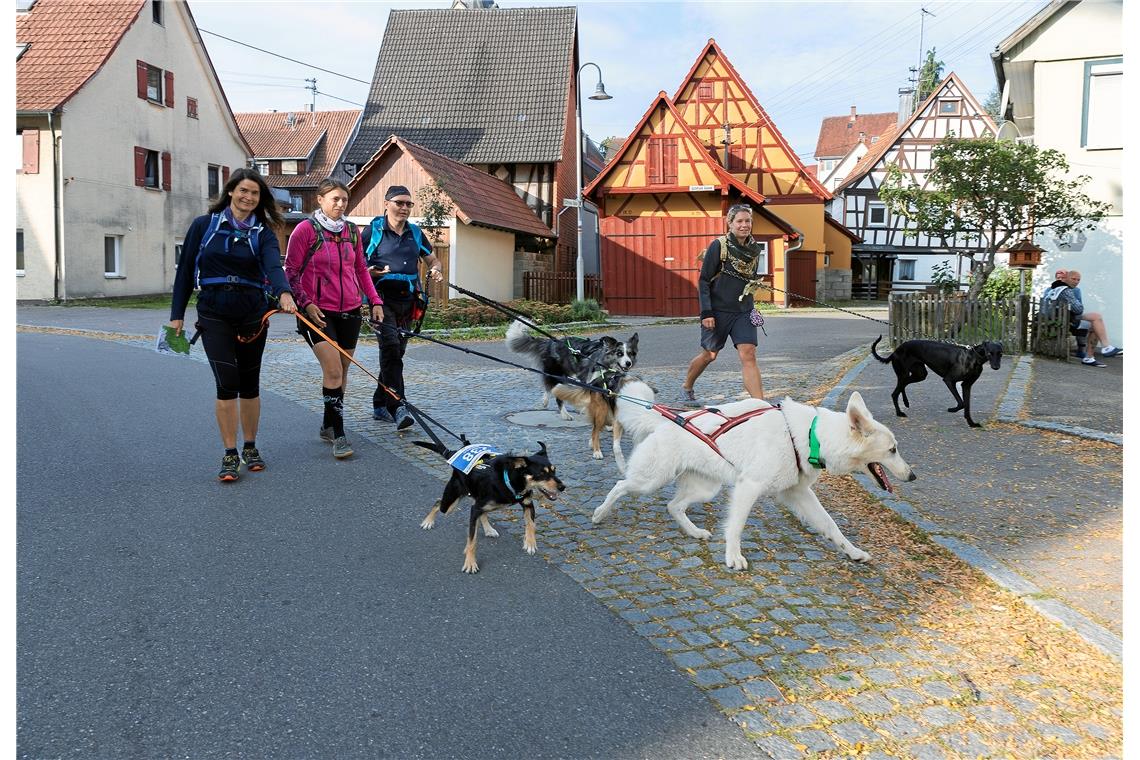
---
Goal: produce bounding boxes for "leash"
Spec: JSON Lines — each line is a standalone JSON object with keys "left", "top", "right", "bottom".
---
{"left": 242, "top": 303, "right": 466, "bottom": 449}
{"left": 445, "top": 281, "right": 568, "bottom": 343}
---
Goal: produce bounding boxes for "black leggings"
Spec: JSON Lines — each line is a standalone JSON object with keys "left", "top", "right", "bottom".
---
{"left": 196, "top": 288, "right": 271, "bottom": 401}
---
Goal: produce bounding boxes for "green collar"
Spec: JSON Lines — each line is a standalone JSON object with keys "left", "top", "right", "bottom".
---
{"left": 807, "top": 416, "right": 825, "bottom": 469}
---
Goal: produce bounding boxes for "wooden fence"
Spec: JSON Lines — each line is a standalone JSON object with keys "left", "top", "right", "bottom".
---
{"left": 523, "top": 272, "right": 603, "bottom": 304}
{"left": 888, "top": 292, "right": 1081, "bottom": 360}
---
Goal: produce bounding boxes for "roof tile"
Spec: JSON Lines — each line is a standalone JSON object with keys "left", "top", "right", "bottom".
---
{"left": 236, "top": 110, "right": 362, "bottom": 189}
{"left": 814, "top": 111, "right": 897, "bottom": 159}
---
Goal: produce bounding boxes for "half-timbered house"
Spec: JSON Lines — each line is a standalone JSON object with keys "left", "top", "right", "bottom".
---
{"left": 833, "top": 73, "right": 998, "bottom": 298}
{"left": 585, "top": 40, "right": 859, "bottom": 315}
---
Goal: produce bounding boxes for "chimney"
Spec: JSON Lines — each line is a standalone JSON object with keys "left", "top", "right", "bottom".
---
{"left": 849, "top": 105, "right": 857, "bottom": 121}
{"left": 859, "top": 131, "right": 866, "bottom": 143}
{"left": 897, "top": 88, "right": 914, "bottom": 124}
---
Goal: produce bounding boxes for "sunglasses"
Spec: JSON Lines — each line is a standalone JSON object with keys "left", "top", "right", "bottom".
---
{"left": 389, "top": 200, "right": 414, "bottom": 209}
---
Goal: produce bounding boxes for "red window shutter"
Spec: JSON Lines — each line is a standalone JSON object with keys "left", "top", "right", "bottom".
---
{"left": 164, "top": 71, "right": 174, "bottom": 108}
{"left": 134, "top": 147, "right": 147, "bottom": 186}
{"left": 161, "top": 151, "right": 172, "bottom": 191}
{"left": 21, "top": 130, "right": 40, "bottom": 174}
{"left": 646, "top": 139, "right": 661, "bottom": 185}
{"left": 222, "top": 166, "right": 230, "bottom": 185}
{"left": 663, "top": 139, "right": 678, "bottom": 185}
{"left": 136, "top": 60, "right": 148, "bottom": 99}
{"left": 728, "top": 145, "right": 745, "bottom": 173}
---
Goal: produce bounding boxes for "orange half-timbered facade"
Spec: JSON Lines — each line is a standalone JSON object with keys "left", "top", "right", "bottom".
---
{"left": 586, "top": 40, "right": 858, "bottom": 315}
{"left": 834, "top": 73, "right": 998, "bottom": 295}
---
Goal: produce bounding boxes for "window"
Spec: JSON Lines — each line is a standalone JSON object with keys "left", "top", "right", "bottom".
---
{"left": 152, "top": 0, "right": 162, "bottom": 24}
{"left": 727, "top": 145, "right": 746, "bottom": 172}
{"left": 17, "top": 229, "right": 25, "bottom": 274}
{"left": 19, "top": 130, "right": 40, "bottom": 174}
{"left": 135, "top": 147, "right": 170, "bottom": 190}
{"left": 645, "top": 137, "right": 678, "bottom": 185}
{"left": 280, "top": 160, "right": 298, "bottom": 175}
{"left": 897, "top": 259, "right": 915, "bottom": 281}
{"left": 186, "top": 97, "right": 198, "bottom": 119}
{"left": 290, "top": 194, "right": 303, "bottom": 212}
{"left": 753, "top": 240, "right": 769, "bottom": 277}
{"left": 697, "top": 81, "right": 714, "bottom": 101}
{"left": 136, "top": 60, "right": 173, "bottom": 107}
{"left": 868, "top": 202, "right": 887, "bottom": 226}
{"left": 104, "top": 236, "right": 122, "bottom": 277}
{"left": 870, "top": 135, "right": 879, "bottom": 143}
{"left": 1082, "top": 58, "right": 1122, "bottom": 149}
{"left": 937, "top": 99, "right": 961, "bottom": 115}
{"left": 821, "top": 159, "right": 834, "bottom": 173}
{"left": 255, "top": 161, "right": 269, "bottom": 176}
{"left": 174, "top": 242, "right": 183, "bottom": 273}
{"left": 207, "top": 164, "right": 220, "bottom": 198}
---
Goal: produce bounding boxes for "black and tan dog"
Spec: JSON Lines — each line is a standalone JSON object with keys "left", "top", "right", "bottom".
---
{"left": 416, "top": 440, "right": 565, "bottom": 573}
{"left": 506, "top": 319, "right": 638, "bottom": 421}
{"left": 871, "top": 335, "right": 1003, "bottom": 428}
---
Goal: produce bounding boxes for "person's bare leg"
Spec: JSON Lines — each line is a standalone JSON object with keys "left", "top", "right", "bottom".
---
{"left": 684, "top": 350, "right": 716, "bottom": 392}
{"left": 737, "top": 343, "right": 764, "bottom": 398}
{"left": 239, "top": 397, "right": 260, "bottom": 443}
{"left": 1086, "top": 313, "right": 1110, "bottom": 346}
{"left": 216, "top": 399, "right": 238, "bottom": 449}
{"left": 312, "top": 342, "right": 345, "bottom": 389}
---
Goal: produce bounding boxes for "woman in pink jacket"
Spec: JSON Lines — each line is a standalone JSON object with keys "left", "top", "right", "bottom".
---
{"left": 285, "top": 179, "right": 384, "bottom": 459}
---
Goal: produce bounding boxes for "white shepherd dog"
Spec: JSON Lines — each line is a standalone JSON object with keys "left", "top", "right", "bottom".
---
{"left": 596, "top": 380, "right": 916, "bottom": 570}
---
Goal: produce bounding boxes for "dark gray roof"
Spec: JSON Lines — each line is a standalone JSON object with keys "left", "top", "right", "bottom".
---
{"left": 346, "top": 6, "right": 576, "bottom": 166}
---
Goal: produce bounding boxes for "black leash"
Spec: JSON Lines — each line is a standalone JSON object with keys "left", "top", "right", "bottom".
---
{"left": 445, "top": 281, "right": 569, "bottom": 343}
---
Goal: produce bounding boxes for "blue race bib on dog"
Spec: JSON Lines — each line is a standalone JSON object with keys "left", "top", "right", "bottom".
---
{"left": 448, "top": 444, "right": 501, "bottom": 474}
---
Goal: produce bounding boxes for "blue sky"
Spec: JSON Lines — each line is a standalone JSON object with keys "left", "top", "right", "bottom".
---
{"left": 190, "top": 0, "right": 1043, "bottom": 162}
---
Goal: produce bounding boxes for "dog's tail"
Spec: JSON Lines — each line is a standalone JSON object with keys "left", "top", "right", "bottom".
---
{"left": 870, "top": 335, "right": 893, "bottom": 364}
{"left": 614, "top": 379, "right": 665, "bottom": 442}
{"left": 413, "top": 440, "right": 456, "bottom": 459}
{"left": 505, "top": 318, "right": 548, "bottom": 359}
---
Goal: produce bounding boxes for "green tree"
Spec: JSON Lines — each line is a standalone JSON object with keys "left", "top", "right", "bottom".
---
{"left": 415, "top": 179, "right": 455, "bottom": 245}
{"left": 915, "top": 48, "right": 944, "bottom": 106}
{"left": 879, "top": 137, "right": 1110, "bottom": 298}
{"left": 982, "top": 87, "right": 1004, "bottom": 125}
{"left": 599, "top": 136, "right": 624, "bottom": 162}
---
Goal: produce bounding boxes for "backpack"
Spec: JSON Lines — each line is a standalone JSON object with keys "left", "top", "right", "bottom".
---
{"left": 297, "top": 217, "right": 359, "bottom": 278}
{"left": 1040, "top": 284, "right": 1069, "bottom": 321}
{"left": 195, "top": 212, "right": 266, "bottom": 289}
{"left": 365, "top": 216, "right": 432, "bottom": 294}
{"left": 695, "top": 236, "right": 731, "bottom": 282}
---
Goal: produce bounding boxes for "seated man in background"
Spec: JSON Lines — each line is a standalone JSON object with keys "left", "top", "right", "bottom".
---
{"left": 1065, "top": 270, "right": 1121, "bottom": 361}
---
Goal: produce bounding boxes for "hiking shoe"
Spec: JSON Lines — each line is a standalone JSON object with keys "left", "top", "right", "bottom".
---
{"left": 681, "top": 386, "right": 697, "bottom": 402}
{"left": 319, "top": 426, "right": 335, "bottom": 443}
{"left": 241, "top": 446, "right": 266, "bottom": 472}
{"left": 218, "top": 453, "right": 241, "bottom": 482}
{"left": 395, "top": 406, "right": 414, "bottom": 431}
{"left": 372, "top": 407, "right": 394, "bottom": 423}
{"left": 333, "top": 436, "right": 354, "bottom": 459}
{"left": 1100, "top": 346, "right": 1122, "bottom": 357}
{"left": 1082, "top": 357, "right": 1107, "bottom": 367}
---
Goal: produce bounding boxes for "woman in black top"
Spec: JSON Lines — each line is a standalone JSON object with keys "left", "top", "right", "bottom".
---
{"left": 681, "top": 203, "right": 766, "bottom": 401}
{"left": 169, "top": 168, "right": 297, "bottom": 482}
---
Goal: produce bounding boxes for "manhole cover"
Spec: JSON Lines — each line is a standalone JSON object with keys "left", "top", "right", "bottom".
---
{"left": 506, "top": 410, "right": 590, "bottom": 428}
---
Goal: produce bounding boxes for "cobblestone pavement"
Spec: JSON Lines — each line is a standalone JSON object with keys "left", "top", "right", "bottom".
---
{"left": 31, "top": 324, "right": 1123, "bottom": 759}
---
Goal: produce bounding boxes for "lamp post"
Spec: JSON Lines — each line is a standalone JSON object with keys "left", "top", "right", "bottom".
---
{"left": 575, "top": 62, "right": 612, "bottom": 303}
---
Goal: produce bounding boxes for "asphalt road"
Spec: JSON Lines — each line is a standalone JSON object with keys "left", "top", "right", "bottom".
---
{"left": 17, "top": 333, "right": 762, "bottom": 759}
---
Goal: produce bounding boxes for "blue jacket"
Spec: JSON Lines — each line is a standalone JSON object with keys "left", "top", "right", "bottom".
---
{"left": 170, "top": 213, "right": 291, "bottom": 320}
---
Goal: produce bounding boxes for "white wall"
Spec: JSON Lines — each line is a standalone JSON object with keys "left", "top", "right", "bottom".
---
{"left": 16, "top": 116, "right": 57, "bottom": 300}
{"left": 23, "top": 0, "right": 248, "bottom": 299}
{"left": 1032, "top": 219, "right": 1123, "bottom": 346}
{"left": 453, "top": 224, "right": 515, "bottom": 303}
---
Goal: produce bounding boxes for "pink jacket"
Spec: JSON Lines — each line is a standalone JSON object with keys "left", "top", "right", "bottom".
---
{"left": 284, "top": 219, "right": 381, "bottom": 313}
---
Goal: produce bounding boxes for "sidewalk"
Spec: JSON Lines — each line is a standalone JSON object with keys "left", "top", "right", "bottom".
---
{"left": 18, "top": 306, "right": 1123, "bottom": 758}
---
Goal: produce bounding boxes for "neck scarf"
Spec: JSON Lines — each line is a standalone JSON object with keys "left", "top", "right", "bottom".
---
{"left": 313, "top": 208, "right": 345, "bottom": 234}
{"left": 724, "top": 233, "right": 760, "bottom": 279}
{"left": 224, "top": 207, "right": 258, "bottom": 230}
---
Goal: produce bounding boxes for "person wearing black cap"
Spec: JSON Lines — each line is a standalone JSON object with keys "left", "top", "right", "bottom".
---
{"left": 363, "top": 185, "right": 445, "bottom": 429}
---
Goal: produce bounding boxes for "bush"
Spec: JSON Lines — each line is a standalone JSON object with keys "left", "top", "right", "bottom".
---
{"left": 976, "top": 265, "right": 1022, "bottom": 300}
{"left": 420, "top": 298, "right": 590, "bottom": 330}
{"left": 930, "top": 261, "right": 960, "bottom": 295}
{"left": 570, "top": 298, "right": 604, "bottom": 322}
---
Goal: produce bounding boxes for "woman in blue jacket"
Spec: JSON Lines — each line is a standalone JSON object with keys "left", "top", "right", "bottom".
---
{"left": 169, "top": 168, "right": 297, "bottom": 482}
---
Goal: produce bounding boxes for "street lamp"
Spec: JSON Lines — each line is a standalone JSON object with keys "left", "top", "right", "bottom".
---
{"left": 575, "top": 62, "right": 612, "bottom": 303}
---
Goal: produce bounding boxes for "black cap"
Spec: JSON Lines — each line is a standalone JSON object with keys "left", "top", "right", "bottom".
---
{"left": 385, "top": 185, "right": 412, "bottom": 200}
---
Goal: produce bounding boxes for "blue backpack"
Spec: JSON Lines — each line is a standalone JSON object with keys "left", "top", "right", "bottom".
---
{"left": 366, "top": 216, "right": 431, "bottom": 293}
{"left": 195, "top": 212, "right": 266, "bottom": 290}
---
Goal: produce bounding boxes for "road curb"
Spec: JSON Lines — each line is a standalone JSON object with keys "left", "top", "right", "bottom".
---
{"left": 995, "top": 354, "right": 1122, "bottom": 445}
{"left": 829, "top": 354, "right": 1122, "bottom": 661}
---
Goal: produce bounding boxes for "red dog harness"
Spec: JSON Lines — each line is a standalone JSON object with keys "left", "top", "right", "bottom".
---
{"left": 649, "top": 403, "right": 780, "bottom": 457}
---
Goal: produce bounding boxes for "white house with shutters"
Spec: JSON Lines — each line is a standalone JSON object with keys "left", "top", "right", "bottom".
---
{"left": 16, "top": 0, "right": 250, "bottom": 301}
{"left": 992, "top": 0, "right": 1123, "bottom": 345}
{"left": 832, "top": 74, "right": 998, "bottom": 298}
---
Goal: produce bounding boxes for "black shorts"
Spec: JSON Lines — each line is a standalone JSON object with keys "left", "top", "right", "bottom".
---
{"left": 298, "top": 309, "right": 363, "bottom": 351}
{"left": 700, "top": 310, "right": 757, "bottom": 352}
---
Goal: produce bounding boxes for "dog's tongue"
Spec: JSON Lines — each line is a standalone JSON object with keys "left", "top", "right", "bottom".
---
{"left": 871, "top": 463, "right": 894, "bottom": 493}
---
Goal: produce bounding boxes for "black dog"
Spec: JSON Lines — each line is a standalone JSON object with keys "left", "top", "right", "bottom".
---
{"left": 871, "top": 336, "right": 1003, "bottom": 428}
{"left": 506, "top": 319, "right": 638, "bottom": 420}
{"left": 416, "top": 439, "right": 565, "bottom": 573}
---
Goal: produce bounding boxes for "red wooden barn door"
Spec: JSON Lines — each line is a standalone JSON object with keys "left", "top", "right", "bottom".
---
{"left": 785, "top": 250, "right": 817, "bottom": 307}
{"left": 600, "top": 217, "right": 664, "bottom": 316}
{"left": 663, "top": 217, "right": 724, "bottom": 317}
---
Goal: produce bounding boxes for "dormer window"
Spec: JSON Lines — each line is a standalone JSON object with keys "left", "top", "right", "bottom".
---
{"left": 938, "top": 98, "right": 961, "bottom": 115}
